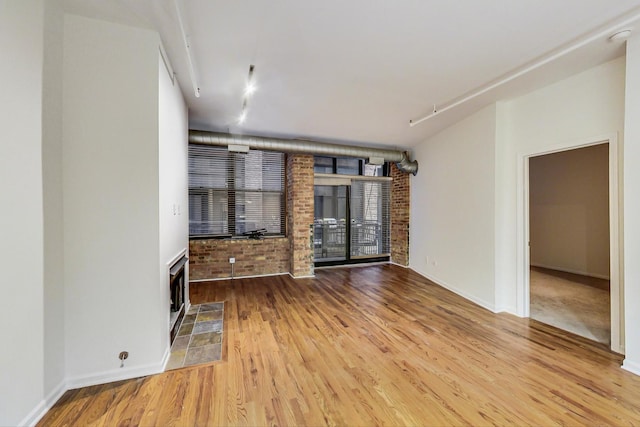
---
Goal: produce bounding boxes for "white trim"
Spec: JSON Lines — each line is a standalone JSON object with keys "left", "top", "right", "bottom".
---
{"left": 315, "top": 261, "right": 390, "bottom": 270}
{"left": 390, "top": 261, "right": 410, "bottom": 268}
{"left": 190, "top": 271, "right": 289, "bottom": 282}
{"left": 66, "top": 355, "right": 168, "bottom": 390}
{"left": 517, "top": 133, "right": 623, "bottom": 354}
{"left": 289, "top": 273, "right": 316, "bottom": 279}
{"left": 412, "top": 267, "right": 497, "bottom": 313}
{"left": 158, "top": 43, "right": 175, "bottom": 86}
{"left": 314, "top": 172, "right": 393, "bottom": 182}
{"left": 622, "top": 359, "right": 640, "bottom": 376}
{"left": 530, "top": 263, "right": 610, "bottom": 280}
{"left": 493, "top": 303, "right": 518, "bottom": 315}
{"left": 174, "top": 0, "right": 200, "bottom": 97}
{"left": 167, "top": 248, "right": 188, "bottom": 267}
{"left": 161, "top": 344, "right": 173, "bottom": 371}
{"left": 19, "top": 380, "right": 67, "bottom": 427}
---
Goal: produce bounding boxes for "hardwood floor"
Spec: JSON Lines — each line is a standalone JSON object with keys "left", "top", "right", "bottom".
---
{"left": 39, "top": 264, "right": 640, "bottom": 426}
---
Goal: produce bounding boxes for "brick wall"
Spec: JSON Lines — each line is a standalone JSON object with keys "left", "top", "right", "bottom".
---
{"left": 189, "top": 237, "right": 289, "bottom": 280}
{"left": 188, "top": 153, "right": 410, "bottom": 280}
{"left": 390, "top": 162, "right": 410, "bottom": 266}
{"left": 287, "top": 154, "right": 315, "bottom": 277}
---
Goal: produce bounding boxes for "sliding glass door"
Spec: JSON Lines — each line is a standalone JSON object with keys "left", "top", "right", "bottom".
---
{"left": 313, "top": 180, "right": 390, "bottom": 264}
{"left": 350, "top": 180, "right": 390, "bottom": 258}
{"left": 314, "top": 185, "right": 348, "bottom": 261}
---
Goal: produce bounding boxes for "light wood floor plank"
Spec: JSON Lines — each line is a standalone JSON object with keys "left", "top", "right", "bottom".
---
{"left": 39, "top": 264, "right": 640, "bottom": 426}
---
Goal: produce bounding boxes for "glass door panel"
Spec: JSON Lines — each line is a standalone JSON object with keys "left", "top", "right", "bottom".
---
{"left": 314, "top": 185, "right": 348, "bottom": 261}
{"left": 350, "top": 180, "right": 391, "bottom": 258}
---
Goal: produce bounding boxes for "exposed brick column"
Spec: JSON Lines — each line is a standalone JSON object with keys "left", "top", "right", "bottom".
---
{"left": 390, "top": 162, "right": 410, "bottom": 266}
{"left": 287, "top": 154, "right": 315, "bottom": 277}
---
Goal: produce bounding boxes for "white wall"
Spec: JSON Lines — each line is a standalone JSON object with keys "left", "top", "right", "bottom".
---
{"left": 63, "top": 14, "right": 164, "bottom": 384}
{"left": 623, "top": 34, "right": 640, "bottom": 375}
{"left": 43, "top": 0, "right": 66, "bottom": 401}
{"left": 0, "top": 2, "right": 45, "bottom": 425}
{"left": 158, "top": 53, "right": 189, "bottom": 351}
{"left": 529, "top": 144, "right": 610, "bottom": 279}
{"left": 410, "top": 104, "right": 497, "bottom": 311}
{"left": 494, "top": 101, "right": 517, "bottom": 312}
{"left": 411, "top": 57, "right": 625, "bottom": 321}
{"left": 499, "top": 56, "right": 626, "bottom": 315}
{"left": 0, "top": 7, "right": 189, "bottom": 423}
{"left": 506, "top": 58, "right": 625, "bottom": 151}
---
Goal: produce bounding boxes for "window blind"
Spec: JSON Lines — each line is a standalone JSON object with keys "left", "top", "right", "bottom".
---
{"left": 349, "top": 179, "right": 391, "bottom": 258}
{"left": 188, "top": 145, "right": 285, "bottom": 237}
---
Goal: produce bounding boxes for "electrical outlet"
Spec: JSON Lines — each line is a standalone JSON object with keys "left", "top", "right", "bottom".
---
{"left": 229, "top": 257, "right": 236, "bottom": 264}
{"left": 119, "top": 351, "right": 128, "bottom": 360}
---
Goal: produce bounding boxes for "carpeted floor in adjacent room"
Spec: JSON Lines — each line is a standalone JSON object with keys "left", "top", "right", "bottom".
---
{"left": 530, "top": 267, "right": 609, "bottom": 344}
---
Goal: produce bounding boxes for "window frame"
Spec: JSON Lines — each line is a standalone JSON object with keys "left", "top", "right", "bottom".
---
{"left": 313, "top": 155, "right": 389, "bottom": 177}
{"left": 188, "top": 145, "right": 286, "bottom": 239}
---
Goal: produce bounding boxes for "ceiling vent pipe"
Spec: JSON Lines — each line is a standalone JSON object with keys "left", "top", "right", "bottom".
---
{"left": 188, "top": 130, "right": 419, "bottom": 175}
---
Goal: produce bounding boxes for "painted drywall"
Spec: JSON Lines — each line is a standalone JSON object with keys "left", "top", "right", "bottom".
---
{"left": 43, "top": 0, "right": 66, "bottom": 401}
{"left": 499, "top": 56, "right": 625, "bottom": 315}
{"left": 529, "top": 144, "right": 610, "bottom": 279}
{"left": 158, "top": 52, "right": 189, "bottom": 352}
{"left": 63, "top": 14, "right": 164, "bottom": 382}
{"left": 623, "top": 34, "right": 640, "bottom": 375}
{"left": 494, "top": 101, "right": 517, "bottom": 312}
{"left": 0, "top": 2, "right": 45, "bottom": 424}
{"left": 410, "top": 104, "right": 497, "bottom": 311}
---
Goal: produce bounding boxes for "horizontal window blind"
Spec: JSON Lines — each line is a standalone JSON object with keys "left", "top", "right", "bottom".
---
{"left": 188, "top": 145, "right": 285, "bottom": 237}
{"left": 350, "top": 180, "right": 391, "bottom": 258}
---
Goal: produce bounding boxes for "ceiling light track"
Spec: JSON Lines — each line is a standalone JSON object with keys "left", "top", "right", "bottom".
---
{"left": 238, "top": 64, "right": 256, "bottom": 124}
{"left": 409, "top": 12, "right": 640, "bottom": 127}
{"left": 174, "top": 0, "right": 201, "bottom": 98}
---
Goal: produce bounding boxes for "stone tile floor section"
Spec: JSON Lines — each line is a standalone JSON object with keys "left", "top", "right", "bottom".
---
{"left": 166, "top": 302, "right": 224, "bottom": 370}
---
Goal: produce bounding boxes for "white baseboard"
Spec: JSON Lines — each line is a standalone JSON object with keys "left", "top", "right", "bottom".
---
{"left": 20, "top": 379, "right": 67, "bottom": 427}
{"left": 410, "top": 267, "right": 497, "bottom": 313}
{"left": 390, "top": 261, "right": 409, "bottom": 268}
{"left": 20, "top": 350, "right": 171, "bottom": 426}
{"left": 289, "top": 273, "right": 315, "bottom": 279}
{"left": 493, "top": 305, "right": 518, "bottom": 315}
{"left": 66, "top": 357, "right": 167, "bottom": 390}
{"left": 190, "top": 271, "right": 289, "bottom": 282}
{"left": 160, "top": 346, "right": 171, "bottom": 371}
{"left": 315, "top": 261, "right": 389, "bottom": 270}
{"left": 622, "top": 359, "right": 640, "bottom": 377}
{"left": 530, "top": 263, "right": 610, "bottom": 280}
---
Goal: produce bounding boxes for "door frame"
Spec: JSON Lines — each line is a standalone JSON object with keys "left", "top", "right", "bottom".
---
{"left": 517, "top": 133, "right": 623, "bottom": 354}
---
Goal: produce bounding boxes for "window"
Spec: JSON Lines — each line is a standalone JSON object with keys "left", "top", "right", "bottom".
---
{"left": 314, "top": 156, "right": 335, "bottom": 174}
{"left": 350, "top": 180, "right": 390, "bottom": 257}
{"left": 336, "top": 157, "right": 360, "bottom": 175}
{"left": 189, "top": 145, "right": 285, "bottom": 238}
{"left": 314, "top": 155, "right": 388, "bottom": 176}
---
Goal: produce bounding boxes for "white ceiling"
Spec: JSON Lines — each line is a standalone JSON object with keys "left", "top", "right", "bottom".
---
{"left": 65, "top": 0, "right": 640, "bottom": 149}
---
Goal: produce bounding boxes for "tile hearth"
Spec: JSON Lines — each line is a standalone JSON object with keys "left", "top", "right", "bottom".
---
{"left": 166, "top": 302, "right": 224, "bottom": 370}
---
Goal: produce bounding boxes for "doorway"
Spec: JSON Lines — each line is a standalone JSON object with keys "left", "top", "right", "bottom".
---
{"left": 528, "top": 144, "right": 610, "bottom": 344}
{"left": 518, "top": 135, "right": 622, "bottom": 353}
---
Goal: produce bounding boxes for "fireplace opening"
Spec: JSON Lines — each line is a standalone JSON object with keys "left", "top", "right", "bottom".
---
{"left": 169, "top": 255, "right": 188, "bottom": 344}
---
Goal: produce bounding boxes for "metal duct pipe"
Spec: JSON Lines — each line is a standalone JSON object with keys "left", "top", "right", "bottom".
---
{"left": 188, "top": 130, "right": 419, "bottom": 175}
